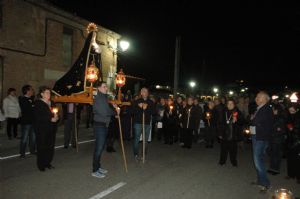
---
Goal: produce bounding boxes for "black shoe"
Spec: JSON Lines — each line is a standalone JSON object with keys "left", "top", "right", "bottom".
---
{"left": 219, "top": 162, "right": 225, "bottom": 166}
{"left": 267, "top": 169, "right": 279, "bottom": 175}
{"left": 20, "top": 154, "right": 25, "bottom": 159}
{"left": 46, "top": 164, "right": 55, "bottom": 169}
{"left": 259, "top": 185, "right": 271, "bottom": 193}
{"left": 38, "top": 167, "right": 46, "bottom": 172}
{"left": 64, "top": 146, "right": 68, "bottom": 149}
{"left": 232, "top": 164, "right": 238, "bottom": 167}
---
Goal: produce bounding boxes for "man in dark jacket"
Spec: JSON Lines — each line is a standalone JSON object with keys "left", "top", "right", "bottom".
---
{"left": 91, "top": 81, "right": 119, "bottom": 178}
{"left": 250, "top": 91, "right": 274, "bottom": 192}
{"left": 19, "top": 85, "right": 35, "bottom": 158}
{"left": 132, "top": 88, "right": 155, "bottom": 161}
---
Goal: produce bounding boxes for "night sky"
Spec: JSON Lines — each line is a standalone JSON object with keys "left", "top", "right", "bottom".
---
{"left": 49, "top": 0, "right": 300, "bottom": 91}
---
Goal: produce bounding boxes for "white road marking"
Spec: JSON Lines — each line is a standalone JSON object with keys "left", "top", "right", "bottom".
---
{"left": 88, "top": 182, "right": 126, "bottom": 199}
{"left": 0, "top": 139, "right": 95, "bottom": 160}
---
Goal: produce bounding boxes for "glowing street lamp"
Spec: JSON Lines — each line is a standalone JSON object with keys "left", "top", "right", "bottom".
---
{"left": 119, "top": 40, "right": 130, "bottom": 52}
{"left": 213, "top": 88, "right": 218, "bottom": 93}
{"left": 229, "top": 91, "right": 234, "bottom": 95}
{"left": 189, "top": 81, "right": 196, "bottom": 88}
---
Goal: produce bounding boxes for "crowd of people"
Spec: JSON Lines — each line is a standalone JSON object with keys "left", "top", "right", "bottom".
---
{"left": 1, "top": 83, "right": 300, "bottom": 193}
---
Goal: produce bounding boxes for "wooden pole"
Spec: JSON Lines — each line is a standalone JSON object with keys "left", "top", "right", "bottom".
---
{"left": 116, "top": 110, "right": 128, "bottom": 173}
{"left": 74, "top": 104, "right": 78, "bottom": 152}
{"left": 142, "top": 111, "right": 145, "bottom": 164}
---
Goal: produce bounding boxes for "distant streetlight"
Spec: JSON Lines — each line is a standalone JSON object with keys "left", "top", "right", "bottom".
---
{"left": 241, "top": 89, "right": 245, "bottom": 92}
{"left": 229, "top": 91, "right": 234, "bottom": 95}
{"left": 189, "top": 81, "right": 196, "bottom": 88}
{"left": 213, "top": 88, "right": 218, "bottom": 93}
{"left": 119, "top": 40, "right": 130, "bottom": 52}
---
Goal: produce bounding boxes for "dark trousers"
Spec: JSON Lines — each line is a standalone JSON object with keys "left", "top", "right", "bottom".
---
{"left": 287, "top": 144, "right": 300, "bottom": 180}
{"left": 7, "top": 118, "right": 18, "bottom": 138}
{"left": 92, "top": 124, "right": 108, "bottom": 172}
{"left": 269, "top": 142, "right": 282, "bottom": 173}
{"left": 183, "top": 128, "right": 193, "bottom": 148}
{"left": 205, "top": 126, "right": 216, "bottom": 147}
{"left": 20, "top": 124, "right": 36, "bottom": 155}
{"left": 36, "top": 128, "right": 56, "bottom": 170}
{"left": 219, "top": 140, "right": 237, "bottom": 165}
{"left": 64, "top": 113, "right": 76, "bottom": 148}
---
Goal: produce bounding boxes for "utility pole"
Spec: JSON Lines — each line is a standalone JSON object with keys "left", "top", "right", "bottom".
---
{"left": 173, "top": 36, "right": 181, "bottom": 97}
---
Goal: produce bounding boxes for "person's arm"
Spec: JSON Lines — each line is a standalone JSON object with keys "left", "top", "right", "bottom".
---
{"left": 3, "top": 98, "right": 8, "bottom": 117}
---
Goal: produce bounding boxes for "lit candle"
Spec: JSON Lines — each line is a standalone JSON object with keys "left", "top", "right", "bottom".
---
{"left": 52, "top": 107, "right": 58, "bottom": 115}
{"left": 244, "top": 129, "right": 250, "bottom": 134}
{"left": 274, "top": 188, "right": 293, "bottom": 199}
{"left": 170, "top": 105, "right": 174, "bottom": 110}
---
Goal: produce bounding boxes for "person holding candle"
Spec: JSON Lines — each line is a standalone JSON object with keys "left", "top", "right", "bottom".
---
{"left": 163, "top": 98, "right": 176, "bottom": 145}
{"left": 34, "top": 86, "right": 59, "bottom": 172}
{"left": 218, "top": 98, "right": 244, "bottom": 166}
{"left": 180, "top": 96, "right": 197, "bottom": 149}
{"left": 204, "top": 101, "right": 217, "bottom": 148}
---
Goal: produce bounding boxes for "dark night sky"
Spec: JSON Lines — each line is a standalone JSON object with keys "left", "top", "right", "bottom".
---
{"left": 48, "top": 0, "right": 300, "bottom": 91}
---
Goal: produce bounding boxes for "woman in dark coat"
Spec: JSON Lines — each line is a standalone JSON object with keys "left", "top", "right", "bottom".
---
{"left": 218, "top": 99, "right": 244, "bottom": 166}
{"left": 267, "top": 104, "right": 286, "bottom": 175}
{"left": 34, "top": 86, "right": 59, "bottom": 171}
{"left": 204, "top": 101, "right": 218, "bottom": 148}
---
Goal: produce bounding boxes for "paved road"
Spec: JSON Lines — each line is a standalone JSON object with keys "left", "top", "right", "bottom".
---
{"left": 1, "top": 126, "right": 299, "bottom": 199}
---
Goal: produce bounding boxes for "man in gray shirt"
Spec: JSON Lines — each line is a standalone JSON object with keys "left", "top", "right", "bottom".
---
{"left": 91, "top": 81, "right": 119, "bottom": 178}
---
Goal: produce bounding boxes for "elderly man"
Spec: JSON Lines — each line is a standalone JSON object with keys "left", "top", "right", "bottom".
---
{"left": 250, "top": 91, "right": 274, "bottom": 192}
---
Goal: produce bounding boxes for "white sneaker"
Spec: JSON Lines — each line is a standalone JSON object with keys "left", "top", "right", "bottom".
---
{"left": 91, "top": 171, "right": 105, "bottom": 178}
{"left": 98, "top": 168, "right": 108, "bottom": 174}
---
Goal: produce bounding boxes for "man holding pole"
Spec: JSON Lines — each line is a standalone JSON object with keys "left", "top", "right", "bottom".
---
{"left": 132, "top": 88, "right": 155, "bottom": 162}
{"left": 91, "top": 81, "right": 119, "bottom": 178}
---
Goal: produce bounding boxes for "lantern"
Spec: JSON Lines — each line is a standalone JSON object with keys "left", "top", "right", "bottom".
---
{"left": 273, "top": 188, "right": 293, "bottom": 199}
{"left": 86, "top": 63, "right": 99, "bottom": 83}
{"left": 116, "top": 69, "right": 126, "bottom": 88}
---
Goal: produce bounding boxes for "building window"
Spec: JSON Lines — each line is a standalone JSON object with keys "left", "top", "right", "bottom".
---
{"left": 0, "top": 56, "right": 3, "bottom": 105}
{"left": 63, "top": 27, "right": 73, "bottom": 66}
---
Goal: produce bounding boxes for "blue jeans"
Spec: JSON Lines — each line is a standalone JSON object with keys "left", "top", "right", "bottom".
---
{"left": 20, "top": 124, "right": 36, "bottom": 155}
{"left": 92, "top": 124, "right": 108, "bottom": 172}
{"left": 252, "top": 135, "right": 270, "bottom": 187}
{"left": 133, "top": 123, "right": 150, "bottom": 156}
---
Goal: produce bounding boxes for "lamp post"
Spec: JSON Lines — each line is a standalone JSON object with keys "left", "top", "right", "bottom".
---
{"left": 116, "top": 69, "right": 126, "bottom": 101}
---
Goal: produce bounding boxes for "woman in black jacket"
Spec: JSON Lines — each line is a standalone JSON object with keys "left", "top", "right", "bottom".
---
{"left": 267, "top": 104, "right": 286, "bottom": 175}
{"left": 34, "top": 86, "right": 59, "bottom": 171}
{"left": 218, "top": 99, "right": 244, "bottom": 166}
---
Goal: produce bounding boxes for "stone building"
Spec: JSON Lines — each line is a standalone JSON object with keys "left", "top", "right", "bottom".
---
{"left": 0, "top": 0, "right": 120, "bottom": 103}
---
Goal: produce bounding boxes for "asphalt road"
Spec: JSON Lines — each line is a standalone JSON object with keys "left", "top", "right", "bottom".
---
{"left": 1, "top": 126, "right": 299, "bottom": 199}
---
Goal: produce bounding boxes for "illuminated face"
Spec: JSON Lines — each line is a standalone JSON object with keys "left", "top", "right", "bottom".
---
{"left": 187, "top": 97, "right": 193, "bottom": 105}
{"left": 227, "top": 101, "right": 235, "bottom": 110}
{"left": 98, "top": 83, "right": 108, "bottom": 94}
{"left": 288, "top": 107, "right": 296, "bottom": 114}
{"left": 41, "top": 89, "right": 51, "bottom": 101}
{"left": 208, "top": 101, "right": 215, "bottom": 110}
{"left": 177, "top": 97, "right": 182, "bottom": 104}
{"left": 160, "top": 98, "right": 165, "bottom": 105}
{"left": 255, "top": 93, "right": 265, "bottom": 106}
{"left": 141, "top": 88, "right": 149, "bottom": 99}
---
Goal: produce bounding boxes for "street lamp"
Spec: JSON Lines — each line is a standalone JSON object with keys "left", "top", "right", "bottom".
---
{"left": 189, "top": 81, "right": 196, "bottom": 88}
{"left": 213, "top": 87, "right": 218, "bottom": 93}
{"left": 119, "top": 40, "right": 130, "bottom": 52}
{"left": 229, "top": 90, "right": 234, "bottom": 95}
